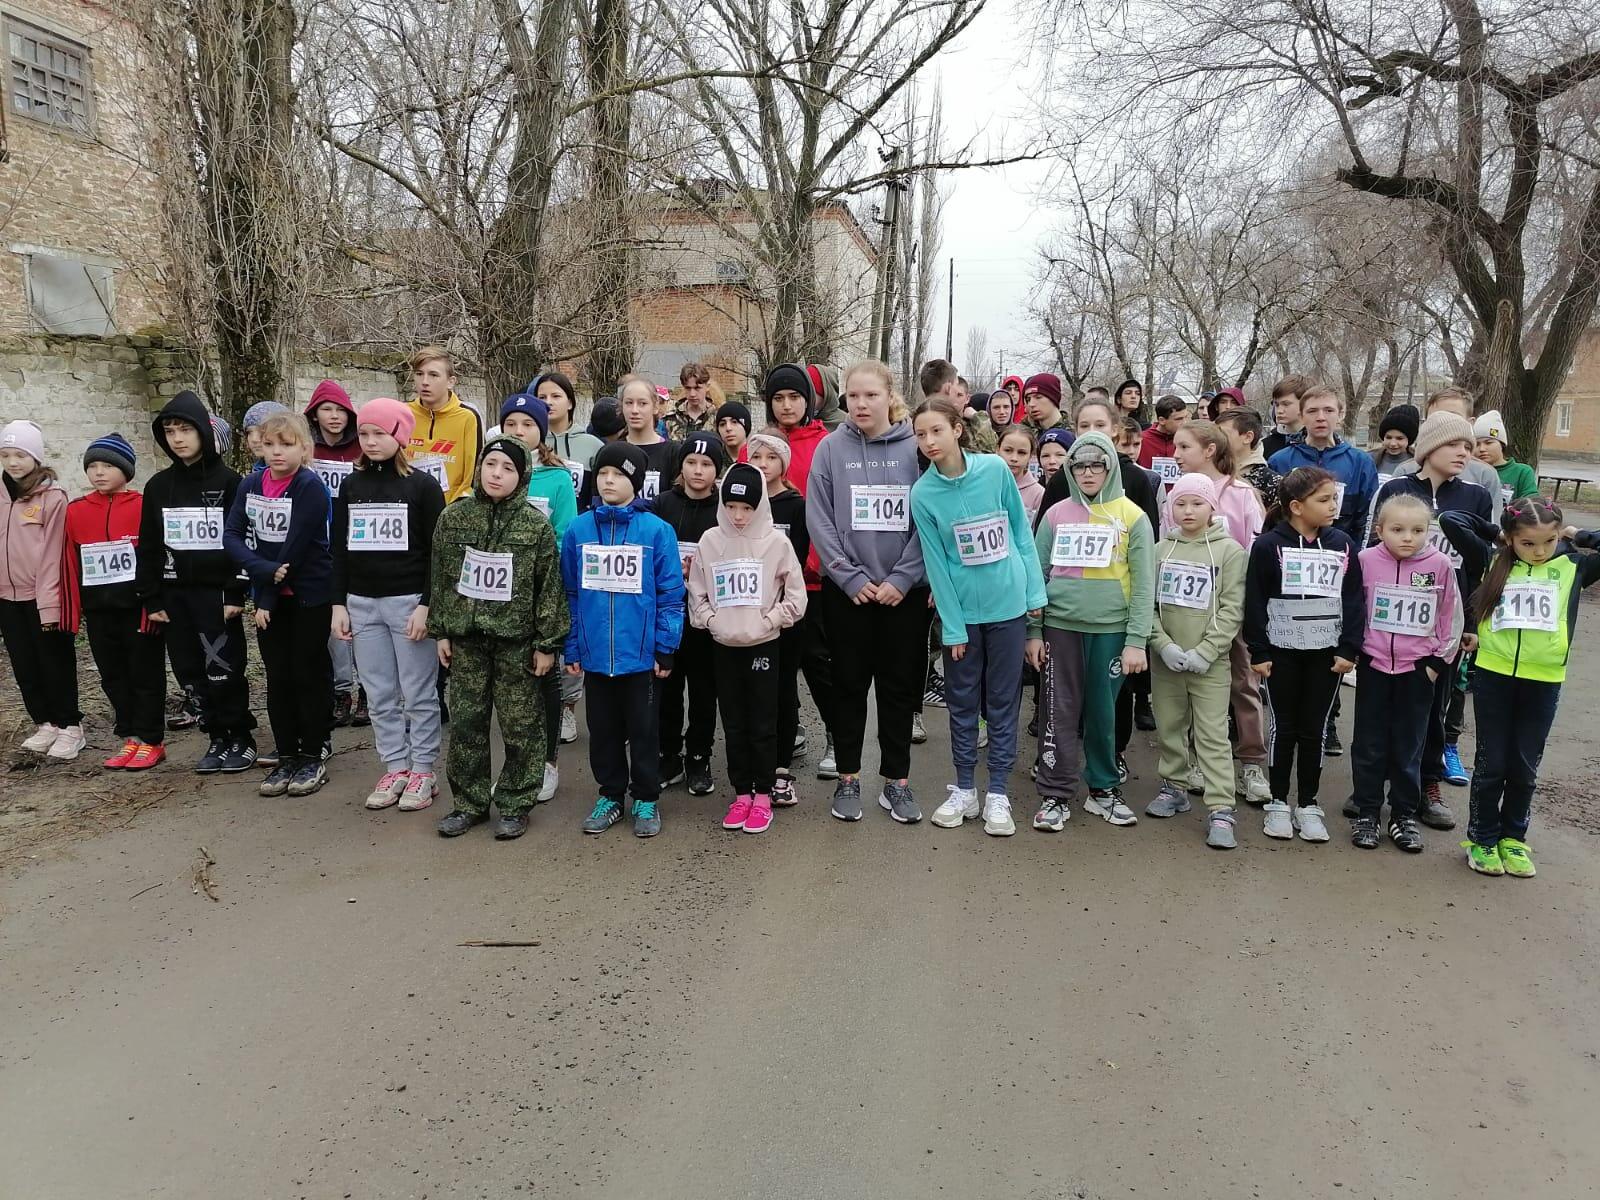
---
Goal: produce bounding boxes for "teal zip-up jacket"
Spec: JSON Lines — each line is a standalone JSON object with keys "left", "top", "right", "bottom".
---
{"left": 911, "top": 451, "right": 1046, "bottom": 644}
{"left": 525, "top": 463, "right": 579, "bottom": 540}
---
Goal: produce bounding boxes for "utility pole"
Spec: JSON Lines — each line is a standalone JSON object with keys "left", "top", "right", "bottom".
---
{"left": 869, "top": 147, "right": 902, "bottom": 364}
{"left": 998, "top": 349, "right": 1004, "bottom": 379}
{"left": 945, "top": 257, "right": 954, "bottom": 361}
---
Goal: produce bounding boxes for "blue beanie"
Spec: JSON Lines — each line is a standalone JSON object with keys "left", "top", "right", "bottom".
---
{"left": 499, "top": 393, "right": 550, "bottom": 445}
{"left": 83, "top": 432, "right": 136, "bottom": 481}
{"left": 242, "top": 401, "right": 290, "bottom": 430}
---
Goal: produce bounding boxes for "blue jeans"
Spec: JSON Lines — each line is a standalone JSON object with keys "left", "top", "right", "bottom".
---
{"left": 942, "top": 616, "right": 1026, "bottom": 795}
{"left": 1467, "top": 668, "right": 1560, "bottom": 848}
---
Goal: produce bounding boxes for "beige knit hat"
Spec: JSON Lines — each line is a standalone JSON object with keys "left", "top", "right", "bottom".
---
{"left": 1413, "top": 411, "right": 1475, "bottom": 465}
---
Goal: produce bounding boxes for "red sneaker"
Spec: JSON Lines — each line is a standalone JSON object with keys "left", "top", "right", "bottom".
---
{"left": 103, "top": 739, "right": 140, "bottom": 769}
{"left": 125, "top": 743, "right": 167, "bottom": 771}
{"left": 743, "top": 797, "right": 773, "bottom": 834}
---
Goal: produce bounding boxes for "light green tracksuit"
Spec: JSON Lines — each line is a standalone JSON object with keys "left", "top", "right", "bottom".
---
{"left": 1149, "top": 522, "right": 1246, "bottom": 809}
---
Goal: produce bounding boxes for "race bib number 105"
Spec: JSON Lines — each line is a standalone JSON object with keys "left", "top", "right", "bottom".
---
{"left": 582, "top": 543, "right": 645, "bottom": 593}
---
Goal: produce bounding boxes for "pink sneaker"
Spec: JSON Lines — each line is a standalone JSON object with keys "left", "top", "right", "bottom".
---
{"left": 743, "top": 797, "right": 773, "bottom": 834}
{"left": 722, "top": 794, "right": 753, "bottom": 829}
{"left": 365, "top": 770, "right": 409, "bottom": 810}
{"left": 398, "top": 770, "right": 437, "bottom": 811}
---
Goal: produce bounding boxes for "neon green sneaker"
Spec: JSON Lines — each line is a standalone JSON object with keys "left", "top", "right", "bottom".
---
{"left": 1497, "top": 838, "right": 1537, "bottom": 878}
{"left": 1463, "top": 841, "right": 1504, "bottom": 876}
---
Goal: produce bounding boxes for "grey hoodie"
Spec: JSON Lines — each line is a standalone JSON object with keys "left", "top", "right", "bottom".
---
{"left": 805, "top": 417, "right": 926, "bottom": 598}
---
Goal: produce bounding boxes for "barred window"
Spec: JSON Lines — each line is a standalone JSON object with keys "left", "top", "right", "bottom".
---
{"left": 8, "top": 17, "right": 91, "bottom": 135}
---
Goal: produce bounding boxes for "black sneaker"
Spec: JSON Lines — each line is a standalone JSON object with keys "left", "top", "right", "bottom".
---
{"left": 1133, "top": 696, "right": 1156, "bottom": 731}
{"left": 686, "top": 756, "right": 714, "bottom": 796}
{"left": 661, "top": 754, "right": 686, "bottom": 787}
{"left": 352, "top": 689, "right": 370, "bottom": 727}
{"left": 218, "top": 739, "right": 257, "bottom": 773}
{"left": 1323, "top": 726, "right": 1343, "bottom": 757}
{"left": 1388, "top": 815, "right": 1425, "bottom": 853}
{"left": 1350, "top": 815, "right": 1381, "bottom": 849}
{"left": 259, "top": 762, "right": 296, "bottom": 797}
{"left": 1027, "top": 712, "right": 1039, "bottom": 739}
{"left": 493, "top": 810, "right": 530, "bottom": 839}
{"left": 1341, "top": 797, "right": 1361, "bottom": 818}
{"left": 196, "top": 738, "right": 228, "bottom": 774}
{"left": 286, "top": 758, "right": 328, "bottom": 796}
{"left": 257, "top": 748, "right": 281, "bottom": 770}
{"left": 320, "top": 736, "right": 333, "bottom": 763}
{"left": 437, "top": 809, "right": 489, "bottom": 837}
{"left": 1116, "top": 754, "right": 1130, "bottom": 785}
{"left": 923, "top": 670, "right": 947, "bottom": 709}
{"left": 331, "top": 692, "right": 355, "bottom": 728}
{"left": 168, "top": 690, "right": 202, "bottom": 732}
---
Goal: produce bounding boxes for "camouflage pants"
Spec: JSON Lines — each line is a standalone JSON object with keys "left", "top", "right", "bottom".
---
{"left": 446, "top": 636, "right": 547, "bottom": 815}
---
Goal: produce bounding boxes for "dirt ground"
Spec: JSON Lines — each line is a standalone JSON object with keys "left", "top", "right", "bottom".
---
{"left": 4, "top": 589, "right": 1600, "bottom": 1199}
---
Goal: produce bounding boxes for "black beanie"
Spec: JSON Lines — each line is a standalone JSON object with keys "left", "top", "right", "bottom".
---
{"left": 589, "top": 397, "right": 625, "bottom": 439}
{"left": 716, "top": 400, "right": 752, "bottom": 437}
{"left": 1378, "top": 404, "right": 1420, "bottom": 445}
{"left": 763, "top": 363, "right": 815, "bottom": 424}
{"left": 593, "top": 440, "right": 650, "bottom": 498}
{"left": 676, "top": 430, "right": 727, "bottom": 476}
{"left": 480, "top": 435, "right": 529, "bottom": 483}
{"left": 720, "top": 463, "right": 764, "bottom": 506}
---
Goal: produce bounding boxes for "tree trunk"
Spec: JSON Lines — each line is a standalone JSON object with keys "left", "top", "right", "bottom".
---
{"left": 581, "top": 0, "right": 635, "bottom": 394}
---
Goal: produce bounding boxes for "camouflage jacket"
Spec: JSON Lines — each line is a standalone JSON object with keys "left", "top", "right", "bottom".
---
{"left": 427, "top": 451, "right": 571, "bottom": 649}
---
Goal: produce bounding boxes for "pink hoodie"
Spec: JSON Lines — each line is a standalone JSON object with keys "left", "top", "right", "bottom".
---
{"left": 686, "top": 478, "right": 807, "bottom": 647}
{"left": 1357, "top": 542, "right": 1460, "bottom": 674}
{"left": 1161, "top": 473, "right": 1262, "bottom": 549}
{"left": 0, "top": 475, "right": 69, "bottom": 624}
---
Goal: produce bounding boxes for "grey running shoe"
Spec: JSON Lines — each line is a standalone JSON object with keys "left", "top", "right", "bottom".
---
{"left": 910, "top": 713, "right": 928, "bottom": 744}
{"left": 1206, "top": 807, "right": 1237, "bottom": 850}
{"left": 1085, "top": 787, "right": 1137, "bottom": 826}
{"left": 1032, "top": 798, "right": 1070, "bottom": 831}
{"left": 830, "top": 776, "right": 863, "bottom": 822}
{"left": 878, "top": 779, "right": 922, "bottom": 824}
{"left": 1146, "top": 780, "right": 1192, "bottom": 818}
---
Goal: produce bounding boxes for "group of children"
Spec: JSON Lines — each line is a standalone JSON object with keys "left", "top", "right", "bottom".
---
{"left": 0, "top": 360, "right": 1591, "bottom": 878}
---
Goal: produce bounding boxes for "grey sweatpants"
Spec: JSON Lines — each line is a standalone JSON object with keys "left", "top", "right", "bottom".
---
{"left": 943, "top": 616, "right": 1026, "bottom": 796}
{"left": 348, "top": 592, "right": 441, "bottom": 771}
{"left": 329, "top": 631, "right": 358, "bottom": 695}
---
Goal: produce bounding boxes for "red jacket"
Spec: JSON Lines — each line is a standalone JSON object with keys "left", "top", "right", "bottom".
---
{"left": 63, "top": 488, "right": 146, "bottom": 631}
{"left": 739, "top": 418, "right": 830, "bottom": 587}
{"left": 1137, "top": 425, "right": 1177, "bottom": 470}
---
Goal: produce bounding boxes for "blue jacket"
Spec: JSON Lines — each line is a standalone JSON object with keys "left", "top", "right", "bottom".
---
{"left": 223, "top": 466, "right": 333, "bottom": 611}
{"left": 560, "top": 499, "right": 685, "bottom": 676}
{"left": 910, "top": 452, "right": 1046, "bottom": 643}
{"left": 1268, "top": 436, "right": 1379, "bottom": 544}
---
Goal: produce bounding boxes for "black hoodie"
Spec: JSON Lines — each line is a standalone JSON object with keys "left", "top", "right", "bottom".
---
{"left": 330, "top": 456, "right": 447, "bottom": 605}
{"left": 654, "top": 484, "right": 721, "bottom": 570}
{"left": 136, "top": 391, "right": 247, "bottom": 604}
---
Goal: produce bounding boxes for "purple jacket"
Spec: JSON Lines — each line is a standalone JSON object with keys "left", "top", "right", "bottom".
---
{"left": 1356, "top": 543, "right": 1459, "bottom": 675}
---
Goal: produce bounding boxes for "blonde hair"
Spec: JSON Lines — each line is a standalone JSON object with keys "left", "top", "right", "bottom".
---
{"left": 844, "top": 359, "right": 908, "bottom": 423}
{"left": 1375, "top": 492, "right": 1432, "bottom": 529}
{"left": 618, "top": 375, "right": 656, "bottom": 404}
{"left": 358, "top": 443, "right": 412, "bottom": 476}
{"left": 256, "top": 412, "right": 314, "bottom": 463}
{"left": 409, "top": 345, "right": 455, "bottom": 375}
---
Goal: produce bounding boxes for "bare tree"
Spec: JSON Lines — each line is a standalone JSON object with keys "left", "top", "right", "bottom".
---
{"left": 964, "top": 325, "right": 994, "bottom": 388}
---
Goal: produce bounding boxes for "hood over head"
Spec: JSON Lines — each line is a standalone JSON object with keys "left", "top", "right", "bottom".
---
{"left": 716, "top": 463, "right": 773, "bottom": 538}
{"left": 475, "top": 433, "right": 531, "bottom": 504}
{"left": 763, "top": 363, "right": 816, "bottom": 425}
{"left": 152, "top": 390, "right": 220, "bottom": 466}
{"left": 306, "top": 380, "right": 357, "bottom": 449}
{"left": 1064, "top": 431, "right": 1125, "bottom": 506}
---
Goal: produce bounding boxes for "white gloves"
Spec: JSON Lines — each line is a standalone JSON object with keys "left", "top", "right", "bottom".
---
{"left": 1183, "top": 649, "right": 1212, "bottom": 674}
{"left": 1159, "top": 643, "right": 1189, "bottom": 672}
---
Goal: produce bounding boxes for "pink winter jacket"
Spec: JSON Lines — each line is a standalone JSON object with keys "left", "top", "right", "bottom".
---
{"left": 0, "top": 476, "right": 69, "bottom": 624}
{"left": 686, "top": 481, "right": 807, "bottom": 647}
{"left": 1161, "top": 473, "right": 1263, "bottom": 550}
{"left": 1357, "top": 542, "right": 1460, "bottom": 675}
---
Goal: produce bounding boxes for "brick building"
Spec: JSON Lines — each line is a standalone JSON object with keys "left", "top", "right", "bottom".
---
{"left": 628, "top": 191, "right": 879, "bottom": 395}
{"left": 2, "top": 0, "right": 169, "bottom": 335}
{"left": 1542, "top": 327, "right": 1600, "bottom": 460}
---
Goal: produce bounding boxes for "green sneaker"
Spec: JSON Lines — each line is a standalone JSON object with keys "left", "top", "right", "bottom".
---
{"left": 1463, "top": 841, "right": 1504, "bottom": 876}
{"left": 582, "top": 796, "right": 623, "bottom": 834}
{"left": 1497, "top": 838, "right": 1536, "bottom": 878}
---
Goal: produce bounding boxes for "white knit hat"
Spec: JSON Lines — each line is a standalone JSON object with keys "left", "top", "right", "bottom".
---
{"left": 0, "top": 419, "right": 44, "bottom": 464}
{"left": 1472, "top": 409, "right": 1508, "bottom": 445}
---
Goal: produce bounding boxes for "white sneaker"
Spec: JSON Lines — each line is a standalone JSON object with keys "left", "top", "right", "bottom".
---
{"left": 364, "top": 770, "right": 409, "bottom": 810}
{"left": 817, "top": 736, "right": 838, "bottom": 780}
{"left": 931, "top": 784, "right": 980, "bottom": 828}
{"left": 1084, "top": 789, "right": 1138, "bottom": 826}
{"left": 982, "top": 793, "right": 1015, "bottom": 836}
{"left": 539, "top": 762, "right": 559, "bottom": 803}
{"left": 1185, "top": 761, "right": 1205, "bottom": 795}
{"left": 1262, "top": 799, "right": 1294, "bottom": 839}
{"left": 559, "top": 704, "right": 578, "bottom": 744}
{"left": 911, "top": 713, "right": 928, "bottom": 744}
{"left": 22, "top": 723, "right": 59, "bottom": 753}
{"left": 1293, "top": 803, "right": 1330, "bottom": 842}
{"left": 46, "top": 725, "right": 86, "bottom": 760}
{"left": 1236, "top": 763, "right": 1272, "bottom": 805}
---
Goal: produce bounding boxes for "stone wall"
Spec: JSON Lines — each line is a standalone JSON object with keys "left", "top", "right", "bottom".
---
{"left": 0, "top": 333, "right": 489, "bottom": 494}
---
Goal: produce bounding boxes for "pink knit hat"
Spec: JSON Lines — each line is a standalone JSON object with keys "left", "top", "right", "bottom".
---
{"left": 1167, "top": 472, "right": 1218, "bottom": 509}
{"left": 356, "top": 397, "right": 415, "bottom": 444}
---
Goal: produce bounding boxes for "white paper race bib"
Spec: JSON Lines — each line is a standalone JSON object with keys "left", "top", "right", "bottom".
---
{"left": 1492, "top": 580, "right": 1559, "bottom": 633}
{"left": 1426, "top": 522, "right": 1464, "bottom": 569}
{"left": 582, "top": 543, "right": 644, "bottom": 593}
{"left": 1370, "top": 584, "right": 1436, "bottom": 636}
{"left": 311, "top": 460, "right": 354, "bottom": 497}
{"left": 641, "top": 470, "right": 662, "bottom": 502}
{"left": 1158, "top": 560, "right": 1213, "bottom": 610}
{"left": 1500, "top": 484, "right": 1513, "bottom": 505}
{"left": 456, "top": 548, "right": 513, "bottom": 601}
{"left": 1050, "top": 523, "right": 1115, "bottom": 569}
{"left": 413, "top": 454, "right": 450, "bottom": 490}
{"left": 163, "top": 506, "right": 223, "bottom": 551}
{"left": 850, "top": 484, "right": 910, "bottom": 532}
{"left": 712, "top": 558, "right": 762, "bottom": 608}
{"left": 528, "top": 494, "right": 551, "bottom": 517}
{"left": 79, "top": 539, "right": 135, "bottom": 586}
{"left": 565, "top": 459, "right": 586, "bottom": 492}
{"left": 1266, "top": 597, "right": 1342, "bottom": 650}
{"left": 1281, "top": 547, "right": 1345, "bottom": 597}
{"left": 678, "top": 540, "right": 699, "bottom": 569}
{"left": 246, "top": 494, "right": 292, "bottom": 544}
{"left": 1332, "top": 481, "right": 1348, "bottom": 513}
{"left": 1152, "top": 457, "right": 1181, "bottom": 485}
{"left": 952, "top": 511, "right": 1008, "bottom": 566}
{"left": 347, "top": 503, "right": 409, "bottom": 551}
